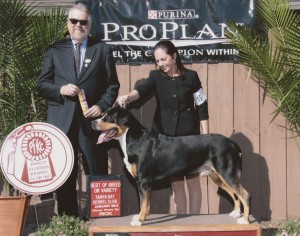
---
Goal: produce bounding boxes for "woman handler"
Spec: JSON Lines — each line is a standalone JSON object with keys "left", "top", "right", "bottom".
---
{"left": 117, "top": 40, "right": 209, "bottom": 214}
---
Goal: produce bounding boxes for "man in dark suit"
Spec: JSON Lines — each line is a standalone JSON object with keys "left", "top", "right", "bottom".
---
{"left": 37, "top": 3, "right": 120, "bottom": 216}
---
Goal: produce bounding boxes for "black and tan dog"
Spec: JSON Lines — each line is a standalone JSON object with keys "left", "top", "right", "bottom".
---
{"left": 92, "top": 106, "right": 250, "bottom": 226}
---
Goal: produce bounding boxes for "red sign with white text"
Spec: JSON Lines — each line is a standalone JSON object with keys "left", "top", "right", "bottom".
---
{"left": 90, "top": 179, "right": 121, "bottom": 217}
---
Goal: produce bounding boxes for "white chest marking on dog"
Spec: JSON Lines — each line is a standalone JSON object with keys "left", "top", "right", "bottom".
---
{"left": 117, "top": 128, "right": 134, "bottom": 177}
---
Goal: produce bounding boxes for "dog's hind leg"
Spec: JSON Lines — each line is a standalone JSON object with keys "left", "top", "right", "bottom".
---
{"left": 131, "top": 179, "right": 152, "bottom": 226}
{"left": 225, "top": 183, "right": 250, "bottom": 224}
{"left": 209, "top": 171, "right": 250, "bottom": 224}
{"left": 147, "top": 189, "right": 151, "bottom": 216}
{"left": 209, "top": 171, "right": 242, "bottom": 218}
{"left": 235, "top": 185, "right": 250, "bottom": 224}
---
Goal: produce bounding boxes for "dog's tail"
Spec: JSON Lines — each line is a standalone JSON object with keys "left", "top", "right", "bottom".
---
{"left": 232, "top": 141, "right": 242, "bottom": 158}
{"left": 231, "top": 141, "right": 243, "bottom": 172}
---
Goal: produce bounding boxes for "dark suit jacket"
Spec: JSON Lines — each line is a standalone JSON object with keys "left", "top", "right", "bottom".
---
{"left": 37, "top": 37, "right": 120, "bottom": 173}
{"left": 136, "top": 69, "right": 208, "bottom": 136}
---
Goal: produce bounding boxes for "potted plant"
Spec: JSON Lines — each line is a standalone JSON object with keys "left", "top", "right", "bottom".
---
{"left": 0, "top": 0, "right": 67, "bottom": 235}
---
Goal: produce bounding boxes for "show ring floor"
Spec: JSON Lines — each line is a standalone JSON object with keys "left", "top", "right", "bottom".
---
{"left": 89, "top": 214, "right": 261, "bottom": 236}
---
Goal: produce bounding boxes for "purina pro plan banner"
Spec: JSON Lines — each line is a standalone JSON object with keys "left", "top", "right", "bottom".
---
{"left": 78, "top": 0, "right": 256, "bottom": 64}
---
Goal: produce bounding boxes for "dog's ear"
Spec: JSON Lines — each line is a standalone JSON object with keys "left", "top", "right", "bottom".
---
{"left": 115, "top": 107, "right": 131, "bottom": 125}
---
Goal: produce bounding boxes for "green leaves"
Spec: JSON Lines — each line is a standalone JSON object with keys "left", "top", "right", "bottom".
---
{"left": 227, "top": 0, "right": 300, "bottom": 137}
{"left": 0, "top": 0, "right": 67, "bottom": 143}
{"left": 276, "top": 217, "right": 300, "bottom": 235}
{"left": 35, "top": 214, "right": 89, "bottom": 236}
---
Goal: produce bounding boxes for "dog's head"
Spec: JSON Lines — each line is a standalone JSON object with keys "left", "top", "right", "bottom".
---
{"left": 91, "top": 106, "right": 131, "bottom": 144}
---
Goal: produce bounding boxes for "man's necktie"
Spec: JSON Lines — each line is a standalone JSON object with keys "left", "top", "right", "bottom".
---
{"left": 75, "top": 43, "right": 81, "bottom": 76}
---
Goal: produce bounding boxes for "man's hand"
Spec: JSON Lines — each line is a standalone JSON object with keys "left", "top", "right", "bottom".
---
{"left": 84, "top": 105, "right": 102, "bottom": 118}
{"left": 60, "top": 84, "right": 81, "bottom": 97}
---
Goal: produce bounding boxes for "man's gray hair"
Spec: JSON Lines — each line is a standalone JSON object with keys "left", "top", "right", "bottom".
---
{"left": 68, "top": 3, "right": 92, "bottom": 24}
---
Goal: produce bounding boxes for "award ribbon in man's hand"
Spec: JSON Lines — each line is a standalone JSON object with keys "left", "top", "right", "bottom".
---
{"left": 78, "top": 89, "right": 89, "bottom": 114}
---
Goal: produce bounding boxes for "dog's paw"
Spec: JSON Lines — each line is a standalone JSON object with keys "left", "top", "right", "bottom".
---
{"left": 130, "top": 219, "right": 142, "bottom": 226}
{"left": 237, "top": 217, "right": 249, "bottom": 224}
{"left": 229, "top": 210, "right": 242, "bottom": 218}
{"left": 132, "top": 214, "right": 140, "bottom": 221}
{"left": 130, "top": 215, "right": 142, "bottom": 226}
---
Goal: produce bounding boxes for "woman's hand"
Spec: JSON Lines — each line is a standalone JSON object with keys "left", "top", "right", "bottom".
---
{"left": 116, "top": 95, "right": 130, "bottom": 108}
{"left": 116, "top": 90, "right": 140, "bottom": 108}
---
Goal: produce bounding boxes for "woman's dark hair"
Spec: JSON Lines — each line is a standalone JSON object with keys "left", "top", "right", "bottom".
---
{"left": 153, "top": 40, "right": 187, "bottom": 79}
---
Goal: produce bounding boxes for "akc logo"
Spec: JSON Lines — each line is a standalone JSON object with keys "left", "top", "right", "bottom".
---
{"left": 0, "top": 122, "right": 74, "bottom": 194}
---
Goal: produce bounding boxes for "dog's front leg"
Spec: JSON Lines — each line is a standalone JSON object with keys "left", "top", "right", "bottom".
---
{"left": 131, "top": 179, "right": 152, "bottom": 226}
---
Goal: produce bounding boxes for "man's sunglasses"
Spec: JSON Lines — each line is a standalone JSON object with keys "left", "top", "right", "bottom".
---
{"left": 69, "top": 18, "right": 88, "bottom": 26}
